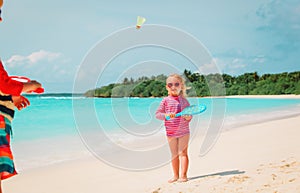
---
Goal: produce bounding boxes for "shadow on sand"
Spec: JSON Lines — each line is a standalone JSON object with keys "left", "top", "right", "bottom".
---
{"left": 188, "top": 170, "right": 245, "bottom": 181}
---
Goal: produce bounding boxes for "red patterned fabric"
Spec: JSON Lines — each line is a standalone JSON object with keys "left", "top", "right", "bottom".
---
{"left": 0, "top": 115, "right": 17, "bottom": 180}
{"left": 156, "top": 95, "right": 191, "bottom": 137}
{"left": 0, "top": 60, "right": 23, "bottom": 96}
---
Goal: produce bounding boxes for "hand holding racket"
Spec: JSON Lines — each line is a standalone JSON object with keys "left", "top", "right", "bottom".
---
{"left": 165, "top": 104, "right": 207, "bottom": 120}
{"left": 10, "top": 76, "right": 44, "bottom": 94}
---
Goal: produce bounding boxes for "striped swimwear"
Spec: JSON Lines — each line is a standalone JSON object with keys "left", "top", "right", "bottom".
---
{"left": 0, "top": 94, "right": 17, "bottom": 180}
{"left": 156, "top": 95, "right": 191, "bottom": 138}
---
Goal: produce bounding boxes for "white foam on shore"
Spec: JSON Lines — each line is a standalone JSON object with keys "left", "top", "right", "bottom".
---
{"left": 222, "top": 105, "right": 300, "bottom": 131}
{"left": 12, "top": 135, "right": 91, "bottom": 172}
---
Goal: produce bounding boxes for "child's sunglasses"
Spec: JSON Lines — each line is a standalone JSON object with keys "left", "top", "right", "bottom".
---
{"left": 167, "top": 82, "right": 180, "bottom": 88}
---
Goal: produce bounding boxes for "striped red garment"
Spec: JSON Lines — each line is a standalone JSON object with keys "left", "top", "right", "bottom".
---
{"left": 156, "top": 95, "right": 191, "bottom": 137}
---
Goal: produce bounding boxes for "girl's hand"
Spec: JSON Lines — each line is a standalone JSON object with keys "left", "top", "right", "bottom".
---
{"left": 165, "top": 113, "right": 176, "bottom": 119}
{"left": 12, "top": 95, "right": 30, "bottom": 110}
{"left": 183, "top": 115, "right": 192, "bottom": 121}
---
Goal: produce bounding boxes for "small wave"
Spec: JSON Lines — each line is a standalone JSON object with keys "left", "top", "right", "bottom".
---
{"left": 39, "top": 96, "right": 86, "bottom": 100}
{"left": 223, "top": 106, "right": 300, "bottom": 130}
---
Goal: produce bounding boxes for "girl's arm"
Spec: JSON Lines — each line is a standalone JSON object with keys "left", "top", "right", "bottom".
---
{"left": 155, "top": 99, "right": 166, "bottom": 120}
{"left": 182, "top": 98, "right": 192, "bottom": 121}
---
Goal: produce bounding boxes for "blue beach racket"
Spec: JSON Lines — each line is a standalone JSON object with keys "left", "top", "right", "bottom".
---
{"left": 166, "top": 104, "right": 207, "bottom": 120}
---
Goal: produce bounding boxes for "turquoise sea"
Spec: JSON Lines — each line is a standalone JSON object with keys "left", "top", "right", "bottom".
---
{"left": 10, "top": 94, "right": 300, "bottom": 171}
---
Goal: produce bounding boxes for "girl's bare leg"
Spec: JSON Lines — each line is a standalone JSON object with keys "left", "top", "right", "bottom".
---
{"left": 178, "top": 134, "right": 190, "bottom": 182}
{"left": 167, "top": 137, "right": 179, "bottom": 183}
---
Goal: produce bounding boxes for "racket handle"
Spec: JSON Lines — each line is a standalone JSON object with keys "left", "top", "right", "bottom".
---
{"left": 165, "top": 113, "right": 181, "bottom": 120}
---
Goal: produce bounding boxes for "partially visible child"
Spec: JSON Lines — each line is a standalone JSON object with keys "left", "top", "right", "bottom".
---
{"left": 0, "top": 0, "right": 2, "bottom": 22}
{"left": 0, "top": 59, "right": 42, "bottom": 193}
{"left": 155, "top": 73, "right": 192, "bottom": 183}
{"left": 0, "top": 1, "right": 43, "bottom": 192}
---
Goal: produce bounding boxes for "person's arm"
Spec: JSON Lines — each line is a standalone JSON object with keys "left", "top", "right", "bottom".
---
{"left": 155, "top": 99, "right": 167, "bottom": 120}
{"left": 0, "top": 61, "right": 42, "bottom": 95}
{"left": 0, "top": 61, "right": 23, "bottom": 95}
{"left": 22, "top": 81, "right": 42, "bottom": 93}
{"left": 182, "top": 98, "right": 192, "bottom": 121}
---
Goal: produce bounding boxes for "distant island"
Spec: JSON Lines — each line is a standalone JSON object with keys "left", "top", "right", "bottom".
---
{"left": 84, "top": 69, "right": 300, "bottom": 98}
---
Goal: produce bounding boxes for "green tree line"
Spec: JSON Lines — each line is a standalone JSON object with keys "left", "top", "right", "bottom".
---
{"left": 84, "top": 70, "right": 300, "bottom": 97}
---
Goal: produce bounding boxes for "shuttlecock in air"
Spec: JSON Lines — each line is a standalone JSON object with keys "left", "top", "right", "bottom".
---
{"left": 136, "top": 16, "right": 146, "bottom": 29}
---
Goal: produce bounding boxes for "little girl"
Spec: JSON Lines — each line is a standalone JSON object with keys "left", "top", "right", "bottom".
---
{"left": 155, "top": 73, "right": 192, "bottom": 183}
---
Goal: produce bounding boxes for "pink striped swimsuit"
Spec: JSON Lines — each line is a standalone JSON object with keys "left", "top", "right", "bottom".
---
{"left": 155, "top": 95, "right": 191, "bottom": 137}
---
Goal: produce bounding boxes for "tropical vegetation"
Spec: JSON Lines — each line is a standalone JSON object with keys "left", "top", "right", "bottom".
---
{"left": 84, "top": 70, "right": 300, "bottom": 97}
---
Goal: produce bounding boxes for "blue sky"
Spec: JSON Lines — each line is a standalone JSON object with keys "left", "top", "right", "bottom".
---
{"left": 0, "top": 0, "right": 299, "bottom": 93}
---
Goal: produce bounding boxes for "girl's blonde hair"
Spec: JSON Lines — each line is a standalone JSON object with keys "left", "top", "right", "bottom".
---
{"left": 166, "top": 73, "right": 187, "bottom": 98}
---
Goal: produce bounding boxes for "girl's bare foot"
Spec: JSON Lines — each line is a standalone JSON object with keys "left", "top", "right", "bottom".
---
{"left": 178, "top": 177, "right": 188, "bottom": 182}
{"left": 168, "top": 177, "right": 178, "bottom": 183}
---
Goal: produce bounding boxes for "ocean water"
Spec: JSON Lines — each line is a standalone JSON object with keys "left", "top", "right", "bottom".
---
{"left": 10, "top": 95, "right": 300, "bottom": 171}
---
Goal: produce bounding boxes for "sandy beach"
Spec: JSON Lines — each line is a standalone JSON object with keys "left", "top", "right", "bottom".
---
{"left": 4, "top": 95, "right": 300, "bottom": 193}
